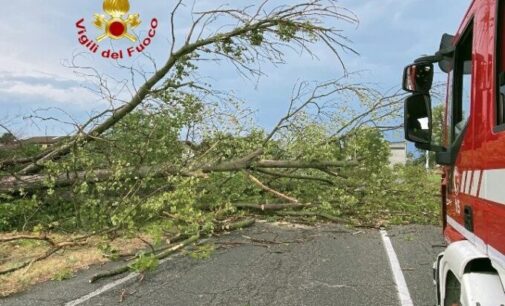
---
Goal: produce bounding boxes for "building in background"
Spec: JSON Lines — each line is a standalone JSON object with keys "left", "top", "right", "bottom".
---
{"left": 388, "top": 141, "right": 407, "bottom": 165}
{"left": 0, "top": 135, "right": 67, "bottom": 150}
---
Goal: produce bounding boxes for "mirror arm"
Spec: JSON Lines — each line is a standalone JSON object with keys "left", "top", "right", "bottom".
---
{"left": 415, "top": 54, "right": 445, "bottom": 65}
{"left": 414, "top": 142, "right": 453, "bottom": 166}
{"left": 414, "top": 48, "right": 454, "bottom": 65}
{"left": 415, "top": 143, "right": 447, "bottom": 152}
{"left": 430, "top": 144, "right": 447, "bottom": 152}
{"left": 437, "top": 47, "right": 455, "bottom": 57}
{"left": 436, "top": 151, "right": 453, "bottom": 166}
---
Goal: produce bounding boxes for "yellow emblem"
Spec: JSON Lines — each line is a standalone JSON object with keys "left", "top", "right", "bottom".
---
{"left": 93, "top": 0, "right": 141, "bottom": 42}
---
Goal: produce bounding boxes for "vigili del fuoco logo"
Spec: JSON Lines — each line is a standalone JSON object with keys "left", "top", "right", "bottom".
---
{"left": 75, "top": 0, "right": 158, "bottom": 60}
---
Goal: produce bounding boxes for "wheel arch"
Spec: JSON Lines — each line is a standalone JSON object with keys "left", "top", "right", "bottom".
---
{"left": 438, "top": 240, "right": 487, "bottom": 302}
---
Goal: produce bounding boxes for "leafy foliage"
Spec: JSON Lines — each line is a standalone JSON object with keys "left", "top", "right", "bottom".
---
{"left": 0, "top": 1, "right": 438, "bottom": 242}
{"left": 0, "top": 133, "right": 16, "bottom": 145}
{"left": 189, "top": 243, "right": 216, "bottom": 260}
{"left": 51, "top": 269, "right": 74, "bottom": 281}
{"left": 128, "top": 252, "right": 159, "bottom": 273}
{"left": 0, "top": 106, "right": 439, "bottom": 233}
{"left": 356, "top": 165, "right": 441, "bottom": 225}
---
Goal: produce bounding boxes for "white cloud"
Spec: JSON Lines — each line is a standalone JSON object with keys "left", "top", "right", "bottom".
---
{"left": 0, "top": 82, "right": 92, "bottom": 105}
{"left": 0, "top": 0, "right": 472, "bottom": 134}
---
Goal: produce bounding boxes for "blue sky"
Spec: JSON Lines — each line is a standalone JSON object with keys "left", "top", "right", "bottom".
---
{"left": 0, "top": 0, "right": 471, "bottom": 138}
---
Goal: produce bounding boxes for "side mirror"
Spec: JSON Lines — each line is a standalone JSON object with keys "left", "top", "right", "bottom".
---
{"left": 404, "top": 94, "right": 432, "bottom": 144}
{"left": 402, "top": 63, "right": 434, "bottom": 93}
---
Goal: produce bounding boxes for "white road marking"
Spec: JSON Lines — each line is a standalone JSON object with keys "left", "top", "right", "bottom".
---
{"left": 64, "top": 272, "right": 139, "bottom": 306}
{"left": 66, "top": 232, "right": 424, "bottom": 306}
{"left": 380, "top": 230, "right": 414, "bottom": 306}
{"left": 65, "top": 239, "right": 209, "bottom": 306}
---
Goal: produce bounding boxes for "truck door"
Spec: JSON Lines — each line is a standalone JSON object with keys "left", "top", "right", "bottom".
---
{"left": 445, "top": 20, "right": 476, "bottom": 243}
{"left": 481, "top": 0, "right": 505, "bottom": 266}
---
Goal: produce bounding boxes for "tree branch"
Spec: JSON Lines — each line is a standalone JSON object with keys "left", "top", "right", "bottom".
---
{"left": 244, "top": 171, "right": 299, "bottom": 204}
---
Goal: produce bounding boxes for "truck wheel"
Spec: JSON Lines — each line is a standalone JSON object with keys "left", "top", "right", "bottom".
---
{"left": 444, "top": 271, "right": 462, "bottom": 306}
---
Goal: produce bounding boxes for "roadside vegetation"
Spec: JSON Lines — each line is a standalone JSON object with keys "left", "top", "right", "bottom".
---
{"left": 0, "top": 0, "right": 440, "bottom": 297}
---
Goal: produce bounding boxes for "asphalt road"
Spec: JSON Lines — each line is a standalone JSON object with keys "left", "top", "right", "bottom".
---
{"left": 2, "top": 222, "right": 445, "bottom": 306}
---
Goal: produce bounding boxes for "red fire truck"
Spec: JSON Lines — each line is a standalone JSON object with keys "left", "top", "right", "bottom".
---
{"left": 403, "top": 0, "right": 505, "bottom": 304}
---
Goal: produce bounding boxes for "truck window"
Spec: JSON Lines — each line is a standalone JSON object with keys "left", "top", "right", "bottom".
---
{"left": 497, "top": 0, "right": 505, "bottom": 127}
{"left": 452, "top": 22, "right": 473, "bottom": 142}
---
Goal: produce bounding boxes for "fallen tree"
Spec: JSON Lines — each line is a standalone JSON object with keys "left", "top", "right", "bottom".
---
{"left": 0, "top": 157, "right": 357, "bottom": 193}
{"left": 0, "top": 0, "right": 408, "bottom": 213}
{"left": 0, "top": 2, "right": 444, "bottom": 297}
{"left": 0, "top": 78, "right": 403, "bottom": 231}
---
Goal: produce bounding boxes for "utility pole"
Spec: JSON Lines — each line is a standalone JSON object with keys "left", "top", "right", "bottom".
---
{"left": 425, "top": 150, "right": 430, "bottom": 170}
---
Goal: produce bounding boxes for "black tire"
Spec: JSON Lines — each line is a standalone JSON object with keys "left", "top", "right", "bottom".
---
{"left": 444, "top": 271, "right": 462, "bottom": 306}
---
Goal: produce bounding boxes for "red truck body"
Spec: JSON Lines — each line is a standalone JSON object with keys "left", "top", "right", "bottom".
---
{"left": 403, "top": 0, "right": 505, "bottom": 303}
{"left": 443, "top": 0, "right": 505, "bottom": 269}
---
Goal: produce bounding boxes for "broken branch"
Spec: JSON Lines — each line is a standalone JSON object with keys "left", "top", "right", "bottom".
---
{"left": 244, "top": 171, "right": 299, "bottom": 204}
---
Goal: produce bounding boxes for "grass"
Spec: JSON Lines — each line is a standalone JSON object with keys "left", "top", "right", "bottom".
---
{"left": 51, "top": 269, "right": 74, "bottom": 281}
{"left": 0, "top": 233, "right": 151, "bottom": 297}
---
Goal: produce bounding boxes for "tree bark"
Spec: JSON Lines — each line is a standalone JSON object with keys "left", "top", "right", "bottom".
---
{"left": 254, "top": 160, "right": 358, "bottom": 169}
{"left": 89, "top": 234, "right": 200, "bottom": 283}
{"left": 252, "top": 168, "right": 335, "bottom": 185}
{"left": 244, "top": 171, "right": 299, "bottom": 203}
{"left": 232, "top": 203, "right": 307, "bottom": 211}
{"left": 1, "top": 156, "right": 357, "bottom": 194}
{"left": 275, "top": 211, "right": 346, "bottom": 223}
{"left": 0, "top": 166, "right": 204, "bottom": 194}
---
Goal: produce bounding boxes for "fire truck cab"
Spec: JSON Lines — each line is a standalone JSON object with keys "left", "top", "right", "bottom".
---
{"left": 403, "top": 0, "right": 505, "bottom": 304}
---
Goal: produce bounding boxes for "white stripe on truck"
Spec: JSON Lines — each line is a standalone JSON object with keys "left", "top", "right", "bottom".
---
{"left": 447, "top": 216, "right": 487, "bottom": 254}
{"left": 466, "top": 171, "right": 472, "bottom": 195}
{"left": 456, "top": 169, "right": 504, "bottom": 205}
{"left": 480, "top": 169, "right": 505, "bottom": 205}
{"left": 470, "top": 170, "right": 480, "bottom": 197}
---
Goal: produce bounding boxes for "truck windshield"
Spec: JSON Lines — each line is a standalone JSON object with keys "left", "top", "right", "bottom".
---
{"left": 497, "top": 0, "right": 505, "bottom": 127}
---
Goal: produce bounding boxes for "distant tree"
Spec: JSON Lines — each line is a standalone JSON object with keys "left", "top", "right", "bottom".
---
{"left": 431, "top": 104, "right": 444, "bottom": 145}
{"left": 0, "top": 133, "right": 16, "bottom": 145}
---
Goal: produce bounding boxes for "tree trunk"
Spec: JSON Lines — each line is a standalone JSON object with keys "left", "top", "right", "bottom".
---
{"left": 1, "top": 156, "right": 357, "bottom": 194}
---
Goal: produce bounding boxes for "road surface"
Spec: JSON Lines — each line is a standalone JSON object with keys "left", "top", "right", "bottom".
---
{"left": 3, "top": 222, "right": 445, "bottom": 306}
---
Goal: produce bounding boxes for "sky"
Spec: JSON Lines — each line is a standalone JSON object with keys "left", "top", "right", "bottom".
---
{"left": 0, "top": 0, "right": 471, "bottom": 139}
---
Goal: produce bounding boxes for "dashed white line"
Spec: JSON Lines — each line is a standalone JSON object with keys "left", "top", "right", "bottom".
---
{"left": 380, "top": 229, "right": 414, "bottom": 306}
